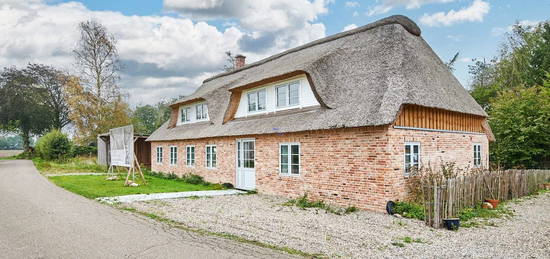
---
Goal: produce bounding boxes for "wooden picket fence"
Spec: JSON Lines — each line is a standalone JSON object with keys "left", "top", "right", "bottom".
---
{"left": 422, "top": 169, "right": 550, "bottom": 227}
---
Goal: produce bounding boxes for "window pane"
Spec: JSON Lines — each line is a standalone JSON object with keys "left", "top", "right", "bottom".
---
{"left": 281, "top": 152, "right": 288, "bottom": 164}
{"left": 212, "top": 152, "right": 216, "bottom": 167}
{"left": 413, "top": 145, "right": 419, "bottom": 155}
{"left": 291, "top": 165, "right": 299, "bottom": 175}
{"left": 291, "top": 145, "right": 299, "bottom": 155}
{"left": 203, "top": 104, "right": 208, "bottom": 119}
{"left": 280, "top": 145, "right": 288, "bottom": 155}
{"left": 405, "top": 145, "right": 411, "bottom": 155}
{"left": 291, "top": 154, "right": 299, "bottom": 165}
{"left": 281, "top": 164, "right": 288, "bottom": 174}
{"left": 289, "top": 83, "right": 299, "bottom": 106}
{"left": 257, "top": 90, "right": 266, "bottom": 111}
{"left": 237, "top": 142, "right": 241, "bottom": 167}
{"left": 277, "top": 86, "right": 287, "bottom": 107}
{"left": 248, "top": 93, "right": 257, "bottom": 112}
{"left": 196, "top": 105, "right": 202, "bottom": 120}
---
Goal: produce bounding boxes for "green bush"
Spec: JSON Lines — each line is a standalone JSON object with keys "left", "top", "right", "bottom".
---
{"left": 35, "top": 130, "right": 71, "bottom": 160}
{"left": 393, "top": 201, "right": 425, "bottom": 220}
{"left": 71, "top": 145, "right": 97, "bottom": 157}
{"left": 181, "top": 174, "right": 207, "bottom": 185}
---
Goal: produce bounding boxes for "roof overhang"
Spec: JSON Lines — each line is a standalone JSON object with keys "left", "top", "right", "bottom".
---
{"left": 169, "top": 97, "right": 206, "bottom": 108}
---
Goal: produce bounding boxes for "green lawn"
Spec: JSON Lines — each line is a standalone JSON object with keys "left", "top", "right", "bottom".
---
{"left": 49, "top": 174, "right": 223, "bottom": 198}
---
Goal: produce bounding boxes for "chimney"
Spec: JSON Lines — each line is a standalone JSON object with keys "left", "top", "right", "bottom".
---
{"left": 234, "top": 54, "right": 246, "bottom": 69}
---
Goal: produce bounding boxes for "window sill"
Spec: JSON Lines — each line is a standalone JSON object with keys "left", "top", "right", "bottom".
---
{"left": 279, "top": 173, "right": 301, "bottom": 177}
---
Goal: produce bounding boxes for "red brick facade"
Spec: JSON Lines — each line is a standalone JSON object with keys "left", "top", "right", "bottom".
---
{"left": 150, "top": 126, "right": 489, "bottom": 211}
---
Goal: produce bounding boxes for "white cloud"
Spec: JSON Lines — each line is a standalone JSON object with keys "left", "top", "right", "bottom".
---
{"left": 352, "top": 11, "right": 359, "bottom": 17}
{"left": 368, "top": 0, "right": 454, "bottom": 16}
{"left": 419, "top": 0, "right": 490, "bottom": 27}
{"left": 345, "top": 1, "right": 359, "bottom": 8}
{"left": 458, "top": 57, "right": 472, "bottom": 63}
{"left": 491, "top": 20, "right": 540, "bottom": 36}
{"left": 342, "top": 24, "right": 358, "bottom": 32}
{"left": 0, "top": 0, "right": 330, "bottom": 106}
{"left": 164, "top": 0, "right": 329, "bottom": 58}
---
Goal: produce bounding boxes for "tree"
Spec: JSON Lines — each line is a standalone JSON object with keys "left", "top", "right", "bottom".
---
{"left": 73, "top": 20, "right": 121, "bottom": 102}
{"left": 468, "top": 58, "right": 498, "bottom": 111}
{"left": 69, "top": 20, "right": 130, "bottom": 144}
{"left": 489, "top": 85, "right": 550, "bottom": 168}
{"left": 467, "top": 20, "right": 550, "bottom": 168}
{"left": 493, "top": 21, "right": 550, "bottom": 89}
{"left": 25, "top": 64, "right": 71, "bottom": 129}
{"left": 0, "top": 67, "right": 54, "bottom": 150}
{"left": 132, "top": 105, "right": 159, "bottom": 135}
{"left": 65, "top": 77, "right": 131, "bottom": 144}
{"left": 132, "top": 100, "right": 175, "bottom": 135}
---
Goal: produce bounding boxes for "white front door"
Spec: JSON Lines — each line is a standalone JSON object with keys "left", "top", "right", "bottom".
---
{"left": 236, "top": 139, "right": 256, "bottom": 190}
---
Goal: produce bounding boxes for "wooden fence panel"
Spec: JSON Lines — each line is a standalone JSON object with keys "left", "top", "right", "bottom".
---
{"left": 423, "top": 169, "right": 550, "bottom": 227}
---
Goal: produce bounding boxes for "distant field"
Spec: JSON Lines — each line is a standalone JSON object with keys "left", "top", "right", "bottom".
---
{"left": 0, "top": 150, "right": 23, "bottom": 158}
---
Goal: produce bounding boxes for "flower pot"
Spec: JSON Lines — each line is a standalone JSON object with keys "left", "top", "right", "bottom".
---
{"left": 443, "top": 218, "right": 460, "bottom": 230}
{"left": 544, "top": 183, "right": 550, "bottom": 190}
{"left": 485, "top": 199, "right": 499, "bottom": 209}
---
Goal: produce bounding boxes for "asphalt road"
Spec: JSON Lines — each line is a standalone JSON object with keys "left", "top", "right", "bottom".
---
{"left": 0, "top": 160, "right": 295, "bottom": 259}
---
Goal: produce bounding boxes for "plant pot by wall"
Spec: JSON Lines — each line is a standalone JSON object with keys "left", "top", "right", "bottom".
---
{"left": 485, "top": 199, "right": 499, "bottom": 208}
{"left": 443, "top": 218, "right": 460, "bottom": 230}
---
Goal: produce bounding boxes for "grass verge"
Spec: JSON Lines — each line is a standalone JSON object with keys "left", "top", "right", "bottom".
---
{"left": 118, "top": 206, "right": 325, "bottom": 258}
{"left": 48, "top": 174, "right": 223, "bottom": 198}
{"left": 33, "top": 156, "right": 106, "bottom": 174}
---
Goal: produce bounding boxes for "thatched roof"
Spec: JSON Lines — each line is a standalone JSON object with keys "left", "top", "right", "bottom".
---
{"left": 147, "top": 15, "right": 486, "bottom": 142}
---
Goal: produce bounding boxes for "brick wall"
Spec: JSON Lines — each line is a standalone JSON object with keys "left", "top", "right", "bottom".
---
{"left": 150, "top": 137, "right": 235, "bottom": 184}
{"left": 149, "top": 126, "right": 489, "bottom": 211}
{"left": 384, "top": 127, "right": 490, "bottom": 201}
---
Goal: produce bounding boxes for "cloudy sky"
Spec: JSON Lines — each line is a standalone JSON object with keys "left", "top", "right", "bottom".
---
{"left": 0, "top": 0, "right": 548, "bottom": 106}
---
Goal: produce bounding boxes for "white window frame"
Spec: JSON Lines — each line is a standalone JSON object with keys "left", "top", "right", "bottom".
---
{"left": 205, "top": 145, "right": 217, "bottom": 169}
{"left": 169, "top": 146, "right": 177, "bottom": 166}
{"left": 180, "top": 107, "right": 191, "bottom": 123}
{"left": 186, "top": 145, "right": 195, "bottom": 167}
{"left": 404, "top": 142, "right": 420, "bottom": 176}
{"left": 195, "top": 103, "right": 209, "bottom": 121}
{"left": 247, "top": 88, "right": 267, "bottom": 113}
{"left": 276, "top": 81, "right": 300, "bottom": 108}
{"left": 156, "top": 146, "right": 163, "bottom": 164}
{"left": 473, "top": 143, "right": 482, "bottom": 167}
{"left": 279, "top": 142, "right": 300, "bottom": 176}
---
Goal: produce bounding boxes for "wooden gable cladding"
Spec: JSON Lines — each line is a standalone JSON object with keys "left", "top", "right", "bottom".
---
{"left": 394, "top": 104, "right": 485, "bottom": 133}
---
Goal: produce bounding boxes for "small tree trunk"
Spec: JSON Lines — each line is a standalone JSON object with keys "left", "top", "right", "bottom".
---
{"left": 21, "top": 130, "right": 31, "bottom": 151}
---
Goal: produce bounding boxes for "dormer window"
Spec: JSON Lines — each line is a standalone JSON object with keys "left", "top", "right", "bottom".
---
{"left": 276, "top": 82, "right": 300, "bottom": 108}
{"left": 247, "top": 89, "right": 266, "bottom": 112}
{"left": 196, "top": 103, "right": 208, "bottom": 120}
{"left": 178, "top": 102, "right": 208, "bottom": 125}
{"left": 181, "top": 107, "right": 191, "bottom": 123}
{"left": 234, "top": 75, "right": 319, "bottom": 119}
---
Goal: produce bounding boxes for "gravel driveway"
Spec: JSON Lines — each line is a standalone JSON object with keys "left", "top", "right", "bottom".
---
{"left": 125, "top": 192, "right": 550, "bottom": 258}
